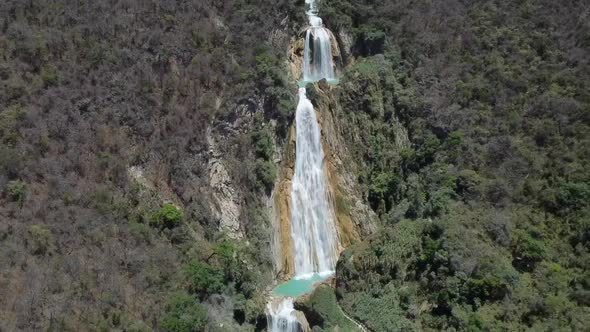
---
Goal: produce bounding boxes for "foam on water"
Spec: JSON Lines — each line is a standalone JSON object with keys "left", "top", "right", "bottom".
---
{"left": 267, "top": 298, "right": 300, "bottom": 332}
{"left": 303, "top": 22, "right": 335, "bottom": 82}
{"left": 268, "top": 1, "right": 340, "bottom": 330}
{"left": 290, "top": 88, "right": 340, "bottom": 276}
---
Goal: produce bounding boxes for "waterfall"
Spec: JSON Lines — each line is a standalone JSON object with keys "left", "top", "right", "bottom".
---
{"left": 303, "top": 16, "right": 335, "bottom": 82}
{"left": 305, "top": 0, "right": 319, "bottom": 16}
{"left": 268, "top": 0, "right": 339, "bottom": 330}
{"left": 267, "top": 298, "right": 301, "bottom": 332}
{"left": 291, "top": 88, "right": 339, "bottom": 276}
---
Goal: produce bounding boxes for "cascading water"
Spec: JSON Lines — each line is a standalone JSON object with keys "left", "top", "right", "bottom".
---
{"left": 305, "top": 0, "right": 319, "bottom": 15}
{"left": 268, "top": 0, "right": 339, "bottom": 330}
{"left": 268, "top": 89, "right": 338, "bottom": 331}
{"left": 291, "top": 87, "right": 339, "bottom": 276}
{"left": 303, "top": 16, "right": 335, "bottom": 82}
{"left": 267, "top": 298, "right": 300, "bottom": 332}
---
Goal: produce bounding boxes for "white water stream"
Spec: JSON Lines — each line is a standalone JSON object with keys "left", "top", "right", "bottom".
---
{"left": 303, "top": 16, "right": 335, "bottom": 82}
{"left": 268, "top": 0, "right": 339, "bottom": 330}
{"left": 291, "top": 88, "right": 339, "bottom": 276}
{"left": 267, "top": 298, "right": 300, "bottom": 332}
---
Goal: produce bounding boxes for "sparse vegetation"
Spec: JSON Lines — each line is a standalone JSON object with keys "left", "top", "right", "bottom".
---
{"left": 28, "top": 224, "right": 53, "bottom": 255}
{"left": 326, "top": 0, "right": 590, "bottom": 330}
{"left": 0, "top": 0, "right": 299, "bottom": 330}
{"left": 6, "top": 180, "right": 26, "bottom": 207}
{"left": 0, "top": 0, "right": 588, "bottom": 331}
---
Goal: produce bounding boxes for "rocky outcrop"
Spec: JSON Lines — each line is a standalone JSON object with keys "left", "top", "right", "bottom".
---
{"left": 271, "top": 125, "right": 297, "bottom": 278}
{"left": 289, "top": 38, "right": 305, "bottom": 81}
{"left": 313, "top": 82, "right": 377, "bottom": 240}
{"left": 204, "top": 294, "right": 245, "bottom": 330}
{"left": 207, "top": 131, "right": 243, "bottom": 239}
{"left": 336, "top": 28, "right": 354, "bottom": 64}
{"left": 294, "top": 311, "right": 311, "bottom": 332}
{"left": 267, "top": 297, "right": 311, "bottom": 332}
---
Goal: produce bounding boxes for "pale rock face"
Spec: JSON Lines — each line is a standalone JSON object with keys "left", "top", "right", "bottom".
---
{"left": 207, "top": 131, "right": 243, "bottom": 239}
{"left": 337, "top": 28, "right": 354, "bottom": 62}
{"left": 128, "top": 166, "right": 148, "bottom": 187}
{"left": 270, "top": 126, "right": 297, "bottom": 278}
{"left": 204, "top": 294, "right": 244, "bottom": 330}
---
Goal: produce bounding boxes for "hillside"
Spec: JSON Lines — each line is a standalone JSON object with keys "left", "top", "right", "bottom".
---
{"left": 0, "top": 0, "right": 589, "bottom": 331}
{"left": 321, "top": 0, "right": 590, "bottom": 330}
{"left": 0, "top": 1, "right": 301, "bottom": 330}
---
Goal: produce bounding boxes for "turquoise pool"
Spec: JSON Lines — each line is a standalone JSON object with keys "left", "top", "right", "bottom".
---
{"left": 273, "top": 272, "right": 334, "bottom": 297}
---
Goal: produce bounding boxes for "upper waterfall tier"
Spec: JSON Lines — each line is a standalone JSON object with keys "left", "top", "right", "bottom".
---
{"left": 303, "top": 25, "right": 336, "bottom": 82}
{"left": 290, "top": 88, "right": 340, "bottom": 276}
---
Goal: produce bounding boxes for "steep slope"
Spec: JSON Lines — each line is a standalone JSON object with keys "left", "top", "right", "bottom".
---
{"left": 1, "top": 0, "right": 589, "bottom": 331}
{"left": 0, "top": 1, "right": 303, "bottom": 330}
{"left": 319, "top": 0, "right": 590, "bottom": 330}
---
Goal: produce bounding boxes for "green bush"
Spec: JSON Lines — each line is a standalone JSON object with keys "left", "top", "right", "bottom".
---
{"left": 252, "top": 129, "right": 274, "bottom": 160}
{"left": 511, "top": 229, "right": 546, "bottom": 272}
{"left": 306, "top": 285, "right": 359, "bottom": 330}
{"left": 368, "top": 171, "right": 400, "bottom": 212}
{"left": 28, "top": 224, "right": 53, "bottom": 255}
{"left": 184, "top": 260, "right": 225, "bottom": 297}
{"left": 543, "top": 182, "right": 590, "bottom": 215}
{"left": 255, "top": 160, "right": 277, "bottom": 194}
{"left": 41, "top": 64, "right": 59, "bottom": 87}
{"left": 254, "top": 47, "right": 286, "bottom": 86}
{"left": 151, "top": 203, "right": 183, "bottom": 229}
{"left": 6, "top": 180, "right": 26, "bottom": 207}
{"left": 160, "top": 294, "right": 208, "bottom": 332}
{"left": 0, "top": 105, "right": 25, "bottom": 145}
{"left": 214, "top": 240, "right": 237, "bottom": 272}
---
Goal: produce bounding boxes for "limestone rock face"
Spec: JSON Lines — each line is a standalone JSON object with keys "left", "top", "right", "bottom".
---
{"left": 314, "top": 83, "right": 378, "bottom": 239}
{"left": 336, "top": 28, "right": 354, "bottom": 64}
{"left": 294, "top": 310, "right": 311, "bottom": 332}
{"left": 271, "top": 126, "right": 296, "bottom": 278}
{"left": 289, "top": 37, "right": 305, "bottom": 81}
{"left": 207, "top": 131, "right": 243, "bottom": 239}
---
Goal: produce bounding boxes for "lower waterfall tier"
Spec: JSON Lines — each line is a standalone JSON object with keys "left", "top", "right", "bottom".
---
{"left": 267, "top": 298, "right": 303, "bottom": 332}
{"left": 291, "top": 87, "right": 340, "bottom": 275}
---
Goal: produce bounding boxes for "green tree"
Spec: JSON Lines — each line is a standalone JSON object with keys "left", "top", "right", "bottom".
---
{"left": 160, "top": 294, "right": 208, "bottom": 332}
{"left": 151, "top": 203, "right": 183, "bottom": 229}
{"left": 6, "top": 180, "right": 26, "bottom": 207}
{"left": 255, "top": 160, "right": 277, "bottom": 194}
{"left": 184, "top": 260, "right": 225, "bottom": 297}
{"left": 28, "top": 225, "right": 53, "bottom": 255}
